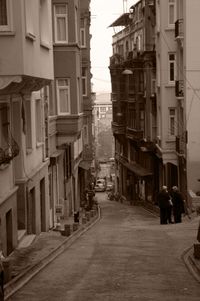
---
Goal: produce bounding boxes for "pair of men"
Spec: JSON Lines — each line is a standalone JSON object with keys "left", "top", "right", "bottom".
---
{"left": 157, "top": 186, "right": 185, "bottom": 225}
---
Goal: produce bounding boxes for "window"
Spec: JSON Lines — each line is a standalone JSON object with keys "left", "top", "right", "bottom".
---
{"left": 83, "top": 125, "right": 88, "bottom": 145}
{"left": 25, "top": 0, "right": 35, "bottom": 38}
{"left": 0, "top": 0, "right": 12, "bottom": 31}
{"left": 80, "top": 28, "right": 86, "bottom": 47}
{"left": 100, "top": 107, "right": 106, "bottom": 112}
{"left": 77, "top": 77, "right": 82, "bottom": 113}
{"left": 168, "top": 0, "right": 175, "bottom": 26}
{"left": 40, "top": 0, "right": 50, "bottom": 46}
{"left": 82, "top": 67, "right": 87, "bottom": 96}
{"left": 75, "top": 6, "right": 78, "bottom": 43}
{"left": 25, "top": 100, "right": 32, "bottom": 150}
{"left": 151, "top": 79, "right": 156, "bottom": 96}
{"left": 168, "top": 53, "right": 176, "bottom": 83}
{"left": 35, "top": 99, "right": 42, "bottom": 143}
{"left": 0, "top": 103, "right": 9, "bottom": 149}
{"left": 139, "top": 109, "right": 145, "bottom": 131}
{"left": 65, "top": 145, "right": 71, "bottom": 180}
{"left": 169, "top": 108, "right": 176, "bottom": 137}
{"left": 54, "top": 4, "right": 68, "bottom": 43}
{"left": 56, "top": 79, "right": 70, "bottom": 115}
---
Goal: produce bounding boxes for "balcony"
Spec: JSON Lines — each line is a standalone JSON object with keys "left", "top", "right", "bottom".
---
{"left": 112, "top": 121, "right": 126, "bottom": 135}
{"left": 175, "top": 80, "right": 184, "bottom": 98}
{"left": 126, "top": 127, "right": 144, "bottom": 141}
{"left": 176, "top": 136, "right": 185, "bottom": 155}
{"left": 0, "top": 137, "right": 19, "bottom": 166}
{"left": 175, "top": 19, "right": 184, "bottom": 40}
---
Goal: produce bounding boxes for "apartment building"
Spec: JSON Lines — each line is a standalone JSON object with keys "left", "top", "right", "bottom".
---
{"left": 0, "top": 0, "right": 93, "bottom": 255}
{"left": 109, "top": 0, "right": 160, "bottom": 207}
{"left": 175, "top": 0, "right": 200, "bottom": 202}
{"left": 0, "top": 0, "right": 53, "bottom": 255}
{"left": 80, "top": 0, "right": 94, "bottom": 191}
{"left": 156, "top": 0, "right": 179, "bottom": 192}
{"left": 49, "top": 0, "right": 93, "bottom": 226}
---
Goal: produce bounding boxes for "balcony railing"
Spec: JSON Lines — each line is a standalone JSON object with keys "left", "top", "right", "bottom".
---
{"left": 175, "top": 80, "right": 184, "bottom": 97}
{"left": 112, "top": 121, "right": 126, "bottom": 135}
{"left": 0, "top": 136, "right": 20, "bottom": 165}
{"left": 126, "top": 127, "right": 144, "bottom": 141}
{"left": 176, "top": 136, "right": 185, "bottom": 154}
{"left": 175, "top": 19, "right": 184, "bottom": 39}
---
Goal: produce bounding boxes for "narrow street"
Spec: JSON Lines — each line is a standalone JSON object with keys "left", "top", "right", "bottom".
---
{"left": 9, "top": 193, "right": 200, "bottom": 301}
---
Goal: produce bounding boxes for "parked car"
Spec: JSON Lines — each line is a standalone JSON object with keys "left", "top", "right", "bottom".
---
{"left": 95, "top": 179, "right": 106, "bottom": 192}
{"left": 106, "top": 181, "right": 114, "bottom": 191}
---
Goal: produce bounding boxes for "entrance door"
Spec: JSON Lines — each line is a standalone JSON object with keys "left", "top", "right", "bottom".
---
{"left": 6, "top": 209, "right": 13, "bottom": 255}
{"left": 27, "top": 188, "right": 36, "bottom": 234}
{"left": 40, "top": 178, "right": 46, "bottom": 232}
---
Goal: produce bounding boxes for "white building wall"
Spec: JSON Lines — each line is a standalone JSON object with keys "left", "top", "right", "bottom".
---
{"left": 184, "top": 0, "right": 200, "bottom": 192}
{"left": 156, "top": 0, "right": 178, "bottom": 166}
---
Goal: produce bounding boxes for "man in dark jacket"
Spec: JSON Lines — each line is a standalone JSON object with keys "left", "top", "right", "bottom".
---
{"left": 157, "top": 186, "right": 172, "bottom": 224}
{"left": 171, "top": 186, "right": 185, "bottom": 223}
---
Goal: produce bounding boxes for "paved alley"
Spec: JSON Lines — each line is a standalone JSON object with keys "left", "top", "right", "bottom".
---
{"left": 8, "top": 193, "right": 200, "bottom": 301}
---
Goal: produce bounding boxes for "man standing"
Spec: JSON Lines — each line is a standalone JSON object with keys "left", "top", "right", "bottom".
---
{"left": 157, "top": 186, "right": 172, "bottom": 224}
{"left": 171, "top": 186, "right": 185, "bottom": 223}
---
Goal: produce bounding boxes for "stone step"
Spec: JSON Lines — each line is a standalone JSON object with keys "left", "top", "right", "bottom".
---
{"left": 17, "top": 234, "right": 36, "bottom": 249}
{"left": 17, "top": 229, "right": 26, "bottom": 243}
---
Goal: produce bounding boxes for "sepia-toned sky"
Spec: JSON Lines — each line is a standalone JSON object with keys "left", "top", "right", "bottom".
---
{"left": 90, "top": 0, "right": 137, "bottom": 94}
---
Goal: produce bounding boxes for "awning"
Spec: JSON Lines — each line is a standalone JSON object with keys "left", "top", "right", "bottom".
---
{"left": 109, "top": 13, "right": 130, "bottom": 27}
{"left": 122, "top": 161, "right": 153, "bottom": 178}
{"left": 79, "top": 160, "right": 91, "bottom": 170}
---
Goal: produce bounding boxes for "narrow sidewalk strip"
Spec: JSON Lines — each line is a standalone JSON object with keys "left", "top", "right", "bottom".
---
{"left": 4, "top": 207, "right": 101, "bottom": 300}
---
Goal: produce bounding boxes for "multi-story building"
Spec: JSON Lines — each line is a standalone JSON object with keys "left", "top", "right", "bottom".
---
{"left": 80, "top": 0, "right": 94, "bottom": 191}
{"left": 156, "top": 0, "right": 179, "bottom": 192}
{"left": 109, "top": 0, "right": 160, "bottom": 207}
{"left": 0, "top": 0, "right": 93, "bottom": 255}
{"left": 49, "top": 0, "right": 93, "bottom": 226}
{"left": 175, "top": 0, "right": 200, "bottom": 204}
{"left": 0, "top": 0, "right": 53, "bottom": 255}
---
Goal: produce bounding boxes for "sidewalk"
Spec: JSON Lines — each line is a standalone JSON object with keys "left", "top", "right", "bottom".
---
{"left": 4, "top": 207, "right": 101, "bottom": 300}
{"left": 145, "top": 205, "right": 200, "bottom": 283}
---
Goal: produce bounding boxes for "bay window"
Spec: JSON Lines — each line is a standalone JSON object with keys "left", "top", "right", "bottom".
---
{"left": 56, "top": 79, "right": 70, "bottom": 115}
{"left": 54, "top": 4, "right": 68, "bottom": 43}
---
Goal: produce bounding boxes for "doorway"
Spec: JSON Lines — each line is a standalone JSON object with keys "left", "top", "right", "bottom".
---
{"left": 6, "top": 209, "right": 13, "bottom": 255}
{"left": 40, "top": 178, "right": 46, "bottom": 232}
{"left": 27, "top": 188, "right": 36, "bottom": 234}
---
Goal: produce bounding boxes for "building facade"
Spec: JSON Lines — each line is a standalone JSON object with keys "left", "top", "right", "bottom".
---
{"left": 109, "top": 0, "right": 160, "bottom": 207}
{"left": 0, "top": 0, "right": 53, "bottom": 255}
{"left": 110, "top": 0, "right": 200, "bottom": 209}
{"left": 175, "top": 0, "right": 200, "bottom": 202}
{"left": 49, "top": 0, "right": 93, "bottom": 227}
{"left": 0, "top": 0, "right": 93, "bottom": 255}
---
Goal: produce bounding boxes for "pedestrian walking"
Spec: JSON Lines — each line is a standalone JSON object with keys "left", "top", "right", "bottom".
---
{"left": 171, "top": 186, "right": 185, "bottom": 223}
{"left": 157, "top": 186, "right": 172, "bottom": 224}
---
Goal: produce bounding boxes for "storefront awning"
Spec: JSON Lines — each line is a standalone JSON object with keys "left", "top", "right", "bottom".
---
{"left": 79, "top": 161, "right": 91, "bottom": 170}
{"left": 123, "top": 161, "right": 153, "bottom": 178}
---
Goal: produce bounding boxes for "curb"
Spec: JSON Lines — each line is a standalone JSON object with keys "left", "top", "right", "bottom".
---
{"left": 4, "top": 206, "right": 101, "bottom": 300}
{"left": 182, "top": 246, "right": 200, "bottom": 283}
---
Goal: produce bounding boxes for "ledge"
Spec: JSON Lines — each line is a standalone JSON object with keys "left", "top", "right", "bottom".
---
{"left": 26, "top": 32, "right": 36, "bottom": 41}
{"left": 0, "top": 31, "right": 15, "bottom": 36}
{"left": 40, "top": 40, "right": 51, "bottom": 50}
